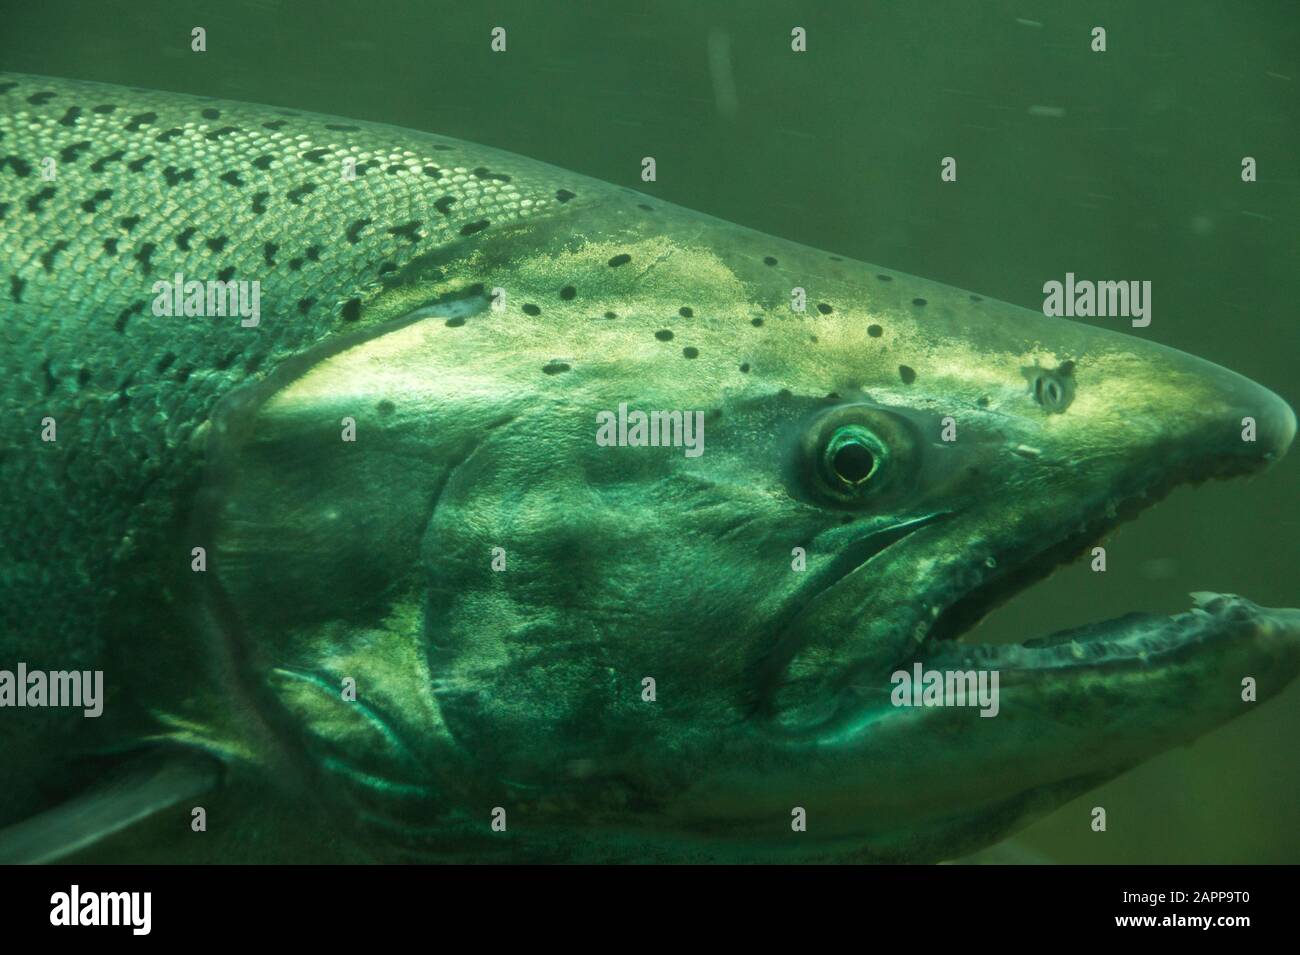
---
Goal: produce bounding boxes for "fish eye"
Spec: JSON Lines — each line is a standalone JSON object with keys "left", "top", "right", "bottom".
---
{"left": 795, "top": 403, "right": 918, "bottom": 507}
{"left": 825, "top": 427, "right": 884, "bottom": 487}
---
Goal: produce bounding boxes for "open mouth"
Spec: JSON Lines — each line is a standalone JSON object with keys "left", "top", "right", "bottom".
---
{"left": 915, "top": 452, "right": 1287, "bottom": 671}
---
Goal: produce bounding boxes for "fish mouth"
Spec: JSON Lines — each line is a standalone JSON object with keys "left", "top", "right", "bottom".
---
{"left": 908, "top": 449, "right": 1293, "bottom": 673}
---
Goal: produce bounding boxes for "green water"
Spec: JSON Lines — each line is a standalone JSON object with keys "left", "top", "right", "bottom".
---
{"left": 2, "top": 0, "right": 1296, "bottom": 862}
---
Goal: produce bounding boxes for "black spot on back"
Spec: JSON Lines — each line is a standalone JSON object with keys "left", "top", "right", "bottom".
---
{"left": 301, "top": 147, "right": 331, "bottom": 163}
{"left": 217, "top": 266, "right": 235, "bottom": 282}
{"left": 162, "top": 165, "right": 196, "bottom": 186}
{"left": 542, "top": 361, "right": 571, "bottom": 375}
{"left": 175, "top": 227, "right": 196, "bottom": 251}
{"left": 89, "top": 150, "right": 126, "bottom": 173}
{"left": 387, "top": 220, "right": 422, "bottom": 243}
{"left": 80, "top": 188, "right": 113, "bottom": 213}
{"left": 251, "top": 191, "right": 269, "bottom": 215}
{"left": 739, "top": 363, "right": 751, "bottom": 373}
{"left": 867, "top": 324, "right": 883, "bottom": 337}
{"left": 816, "top": 303, "right": 833, "bottom": 314}
{"left": 155, "top": 128, "right": 183, "bottom": 143}
{"left": 134, "top": 242, "right": 157, "bottom": 273}
{"left": 0, "top": 155, "right": 32, "bottom": 177}
{"left": 555, "top": 189, "right": 576, "bottom": 203}
{"left": 201, "top": 108, "right": 221, "bottom": 120}
{"left": 204, "top": 126, "right": 238, "bottom": 141}
{"left": 297, "top": 297, "right": 315, "bottom": 314}
{"left": 655, "top": 329, "right": 674, "bottom": 341}
{"left": 252, "top": 155, "right": 274, "bottom": 170}
{"left": 262, "top": 119, "right": 288, "bottom": 130}
{"left": 608, "top": 253, "right": 632, "bottom": 267}
{"left": 459, "top": 219, "right": 489, "bottom": 236}
{"left": 560, "top": 285, "right": 576, "bottom": 300}
{"left": 263, "top": 242, "right": 278, "bottom": 266}
{"left": 286, "top": 182, "right": 317, "bottom": 204}
{"left": 434, "top": 196, "right": 457, "bottom": 215}
{"left": 156, "top": 351, "right": 176, "bottom": 373}
{"left": 103, "top": 238, "right": 119, "bottom": 255}
{"left": 10, "top": 275, "right": 24, "bottom": 303}
{"left": 219, "top": 170, "right": 244, "bottom": 187}
{"left": 473, "top": 166, "right": 511, "bottom": 183}
{"left": 603, "top": 311, "right": 617, "bottom": 320}
{"left": 40, "top": 240, "right": 70, "bottom": 272}
{"left": 445, "top": 316, "right": 466, "bottom": 328}
{"left": 26, "top": 91, "right": 56, "bottom": 106}
{"left": 118, "top": 215, "right": 141, "bottom": 233}
{"left": 899, "top": 365, "right": 917, "bottom": 385}
{"left": 912, "top": 298, "right": 927, "bottom": 307}
{"left": 751, "top": 317, "right": 764, "bottom": 327}
{"left": 877, "top": 274, "right": 892, "bottom": 282}
{"left": 127, "top": 155, "right": 154, "bottom": 172}
{"left": 522, "top": 303, "right": 541, "bottom": 316}
{"left": 326, "top": 123, "right": 360, "bottom": 132}
{"left": 679, "top": 306, "right": 693, "bottom": 318}
{"left": 92, "top": 104, "right": 116, "bottom": 114}
{"left": 26, "top": 186, "right": 56, "bottom": 213}
{"left": 57, "top": 106, "right": 82, "bottom": 127}
{"left": 124, "top": 111, "right": 157, "bottom": 132}
{"left": 341, "top": 298, "right": 362, "bottom": 322}
{"left": 58, "top": 141, "right": 92, "bottom": 163}
{"left": 763, "top": 256, "right": 778, "bottom": 266}
{"left": 682, "top": 346, "right": 699, "bottom": 359}
{"left": 114, "top": 300, "right": 144, "bottom": 333}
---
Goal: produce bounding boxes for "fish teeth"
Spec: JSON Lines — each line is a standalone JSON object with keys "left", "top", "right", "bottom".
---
{"left": 1189, "top": 591, "right": 1231, "bottom": 611}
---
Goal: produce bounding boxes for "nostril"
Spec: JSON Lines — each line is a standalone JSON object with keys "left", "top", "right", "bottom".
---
{"left": 1025, "top": 364, "right": 1075, "bottom": 413}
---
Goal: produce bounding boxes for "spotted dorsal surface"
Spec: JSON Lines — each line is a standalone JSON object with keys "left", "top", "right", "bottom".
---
{"left": 0, "top": 71, "right": 607, "bottom": 823}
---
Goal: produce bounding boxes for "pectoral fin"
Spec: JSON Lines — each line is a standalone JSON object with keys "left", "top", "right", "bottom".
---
{"left": 0, "top": 748, "right": 222, "bottom": 864}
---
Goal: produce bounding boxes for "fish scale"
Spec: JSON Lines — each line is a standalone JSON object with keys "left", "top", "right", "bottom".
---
{"left": 0, "top": 72, "right": 596, "bottom": 816}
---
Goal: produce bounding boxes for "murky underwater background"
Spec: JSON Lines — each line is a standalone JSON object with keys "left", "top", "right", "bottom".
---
{"left": 2, "top": 0, "right": 1296, "bottom": 862}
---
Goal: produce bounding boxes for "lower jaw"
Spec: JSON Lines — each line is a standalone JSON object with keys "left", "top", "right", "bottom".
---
{"left": 914, "top": 591, "right": 1293, "bottom": 673}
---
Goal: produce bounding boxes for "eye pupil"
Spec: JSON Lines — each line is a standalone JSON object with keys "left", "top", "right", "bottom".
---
{"left": 833, "top": 442, "right": 876, "bottom": 484}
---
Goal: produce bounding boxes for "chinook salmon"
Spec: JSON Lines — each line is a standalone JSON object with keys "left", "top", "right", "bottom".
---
{"left": 0, "top": 72, "right": 1296, "bottom": 863}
